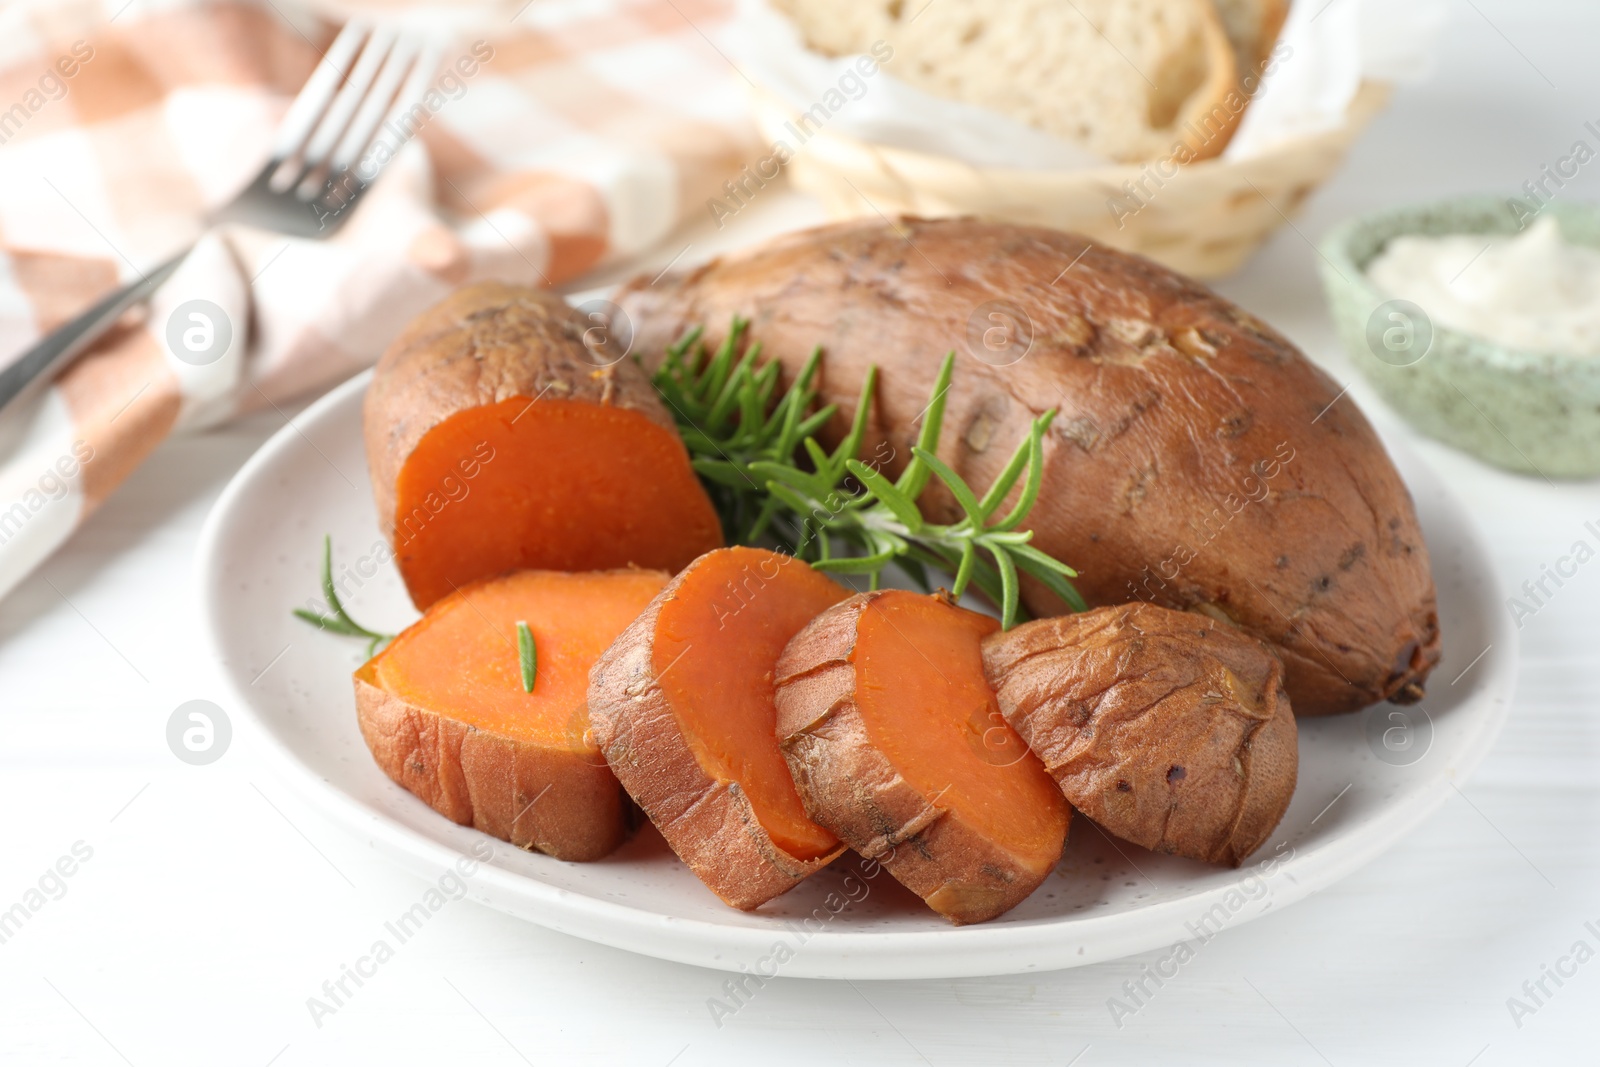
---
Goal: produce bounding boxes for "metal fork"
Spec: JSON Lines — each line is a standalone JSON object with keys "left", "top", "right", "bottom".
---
{"left": 0, "top": 22, "right": 442, "bottom": 419}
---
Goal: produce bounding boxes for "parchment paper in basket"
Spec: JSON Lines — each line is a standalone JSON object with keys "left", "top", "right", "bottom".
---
{"left": 1227, "top": 0, "right": 1446, "bottom": 158}
{"left": 727, "top": 0, "right": 1445, "bottom": 171}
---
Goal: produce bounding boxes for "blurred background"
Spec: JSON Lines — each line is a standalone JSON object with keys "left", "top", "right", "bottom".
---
{"left": 0, "top": 1, "right": 1595, "bottom": 1064}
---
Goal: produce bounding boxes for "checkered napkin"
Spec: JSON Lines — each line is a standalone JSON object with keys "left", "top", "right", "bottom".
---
{"left": 0, "top": 0, "right": 759, "bottom": 601}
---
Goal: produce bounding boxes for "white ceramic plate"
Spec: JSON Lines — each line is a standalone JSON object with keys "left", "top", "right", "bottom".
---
{"left": 197, "top": 369, "right": 1517, "bottom": 979}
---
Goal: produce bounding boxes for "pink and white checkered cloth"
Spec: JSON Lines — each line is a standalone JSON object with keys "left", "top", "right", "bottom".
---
{"left": 0, "top": 0, "right": 759, "bottom": 600}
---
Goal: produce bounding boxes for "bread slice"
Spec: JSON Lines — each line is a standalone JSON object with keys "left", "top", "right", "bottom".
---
{"left": 1213, "top": 0, "right": 1289, "bottom": 85}
{"left": 771, "top": 0, "right": 1242, "bottom": 162}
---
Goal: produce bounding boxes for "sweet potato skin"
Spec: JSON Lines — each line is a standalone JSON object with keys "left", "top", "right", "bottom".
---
{"left": 355, "top": 665, "right": 633, "bottom": 863}
{"left": 587, "top": 551, "right": 846, "bottom": 910}
{"left": 983, "top": 602, "right": 1297, "bottom": 866}
{"left": 774, "top": 593, "right": 1068, "bottom": 925}
{"left": 619, "top": 218, "right": 1440, "bottom": 715}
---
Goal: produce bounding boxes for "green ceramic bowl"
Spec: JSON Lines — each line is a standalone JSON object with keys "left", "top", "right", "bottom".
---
{"left": 1319, "top": 196, "right": 1600, "bottom": 478}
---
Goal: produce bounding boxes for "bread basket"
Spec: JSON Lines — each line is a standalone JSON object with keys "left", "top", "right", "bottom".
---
{"left": 751, "top": 82, "right": 1390, "bottom": 279}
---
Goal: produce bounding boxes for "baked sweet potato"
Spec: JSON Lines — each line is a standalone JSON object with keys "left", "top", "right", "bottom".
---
{"left": 587, "top": 547, "right": 849, "bottom": 909}
{"left": 355, "top": 568, "right": 668, "bottom": 861}
{"left": 364, "top": 282, "right": 721, "bottom": 609}
{"left": 619, "top": 218, "right": 1440, "bottom": 715}
{"left": 984, "top": 601, "right": 1297, "bottom": 866}
{"left": 774, "top": 590, "right": 1071, "bottom": 924}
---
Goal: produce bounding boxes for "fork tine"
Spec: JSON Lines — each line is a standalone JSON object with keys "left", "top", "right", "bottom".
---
{"left": 376, "top": 42, "right": 445, "bottom": 149}
{"left": 300, "top": 25, "right": 397, "bottom": 171}
{"left": 270, "top": 22, "right": 368, "bottom": 162}
{"left": 329, "top": 36, "right": 420, "bottom": 175}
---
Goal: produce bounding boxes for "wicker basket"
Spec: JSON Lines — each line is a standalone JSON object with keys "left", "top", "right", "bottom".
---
{"left": 752, "top": 82, "right": 1391, "bottom": 279}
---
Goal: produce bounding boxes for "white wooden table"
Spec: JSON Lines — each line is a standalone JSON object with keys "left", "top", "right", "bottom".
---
{"left": 3, "top": 2, "right": 1597, "bottom": 1063}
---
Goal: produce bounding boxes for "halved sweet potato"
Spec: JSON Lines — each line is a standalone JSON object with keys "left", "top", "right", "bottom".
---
{"left": 355, "top": 568, "right": 668, "bottom": 861}
{"left": 774, "top": 590, "right": 1072, "bottom": 925}
{"left": 983, "top": 602, "right": 1297, "bottom": 866}
{"left": 587, "top": 547, "right": 850, "bottom": 908}
{"left": 364, "top": 282, "right": 722, "bottom": 609}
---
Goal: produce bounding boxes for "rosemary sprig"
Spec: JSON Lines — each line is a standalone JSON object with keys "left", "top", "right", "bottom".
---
{"left": 516, "top": 621, "right": 537, "bottom": 692}
{"left": 292, "top": 535, "right": 395, "bottom": 657}
{"left": 652, "top": 324, "right": 1086, "bottom": 628}
{"left": 651, "top": 318, "right": 836, "bottom": 544}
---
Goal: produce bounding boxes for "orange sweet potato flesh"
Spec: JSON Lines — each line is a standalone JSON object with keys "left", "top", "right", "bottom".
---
{"left": 364, "top": 282, "right": 721, "bottom": 610}
{"left": 355, "top": 568, "right": 668, "bottom": 861}
{"left": 588, "top": 547, "right": 849, "bottom": 909}
{"left": 775, "top": 590, "right": 1071, "bottom": 924}
{"left": 394, "top": 397, "right": 722, "bottom": 608}
{"left": 654, "top": 550, "right": 847, "bottom": 860}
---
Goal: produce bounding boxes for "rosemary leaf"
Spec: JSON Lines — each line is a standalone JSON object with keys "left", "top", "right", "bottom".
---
{"left": 1009, "top": 541, "right": 1081, "bottom": 578}
{"left": 896, "top": 353, "right": 955, "bottom": 499}
{"left": 911, "top": 446, "right": 986, "bottom": 525}
{"left": 976, "top": 417, "right": 1039, "bottom": 519}
{"left": 992, "top": 544, "right": 1021, "bottom": 630}
{"left": 812, "top": 547, "right": 896, "bottom": 575}
{"left": 952, "top": 540, "right": 977, "bottom": 599}
{"left": 844, "top": 460, "right": 922, "bottom": 532}
{"left": 992, "top": 411, "right": 1056, "bottom": 532}
{"left": 516, "top": 620, "right": 537, "bottom": 692}
{"left": 1013, "top": 552, "right": 1091, "bottom": 613}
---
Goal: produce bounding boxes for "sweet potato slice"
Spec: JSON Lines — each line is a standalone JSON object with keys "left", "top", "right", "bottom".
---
{"left": 775, "top": 590, "right": 1071, "bottom": 925}
{"left": 587, "top": 547, "right": 850, "bottom": 908}
{"left": 355, "top": 568, "right": 668, "bottom": 861}
{"left": 364, "top": 282, "right": 721, "bottom": 609}
{"left": 983, "top": 602, "right": 1297, "bottom": 866}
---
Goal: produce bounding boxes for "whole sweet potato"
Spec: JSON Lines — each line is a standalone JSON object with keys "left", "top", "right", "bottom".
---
{"left": 984, "top": 602, "right": 1297, "bottom": 866}
{"left": 619, "top": 218, "right": 1440, "bottom": 715}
